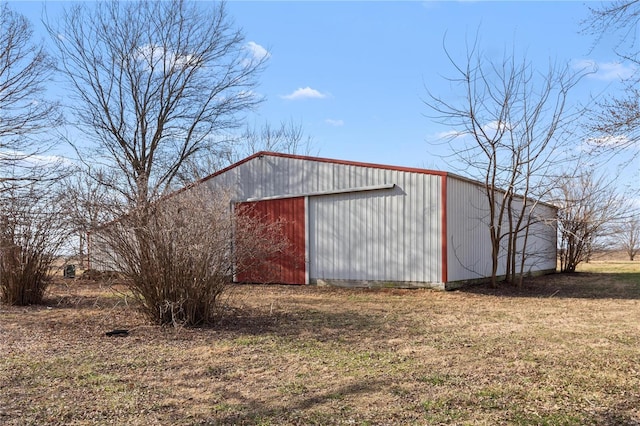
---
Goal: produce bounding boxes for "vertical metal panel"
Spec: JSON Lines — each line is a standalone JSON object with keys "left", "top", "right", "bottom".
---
{"left": 87, "top": 230, "right": 121, "bottom": 272}
{"left": 236, "top": 197, "right": 306, "bottom": 284}
{"left": 440, "top": 174, "right": 448, "bottom": 283}
{"left": 446, "top": 177, "right": 494, "bottom": 281}
{"left": 446, "top": 176, "right": 557, "bottom": 282}
{"left": 304, "top": 196, "right": 310, "bottom": 285}
{"left": 517, "top": 202, "right": 557, "bottom": 272}
{"left": 308, "top": 170, "right": 442, "bottom": 284}
{"left": 202, "top": 154, "right": 444, "bottom": 285}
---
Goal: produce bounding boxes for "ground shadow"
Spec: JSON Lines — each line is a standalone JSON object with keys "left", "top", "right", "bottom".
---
{"left": 214, "top": 305, "right": 387, "bottom": 340}
{"left": 458, "top": 271, "right": 640, "bottom": 300}
{"left": 42, "top": 281, "right": 134, "bottom": 309}
{"left": 202, "top": 378, "right": 389, "bottom": 425}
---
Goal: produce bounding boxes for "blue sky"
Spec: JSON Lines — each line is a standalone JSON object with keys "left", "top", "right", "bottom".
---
{"left": 229, "top": 1, "right": 634, "bottom": 176}
{"left": 9, "top": 1, "right": 638, "bottom": 185}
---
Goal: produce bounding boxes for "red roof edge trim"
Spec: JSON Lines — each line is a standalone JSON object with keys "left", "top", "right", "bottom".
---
{"left": 247, "top": 151, "right": 448, "bottom": 177}
{"left": 441, "top": 175, "right": 448, "bottom": 284}
{"left": 184, "top": 152, "right": 447, "bottom": 196}
{"left": 168, "top": 151, "right": 267, "bottom": 198}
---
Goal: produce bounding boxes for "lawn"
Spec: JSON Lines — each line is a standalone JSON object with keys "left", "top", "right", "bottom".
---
{"left": 1, "top": 265, "right": 640, "bottom": 425}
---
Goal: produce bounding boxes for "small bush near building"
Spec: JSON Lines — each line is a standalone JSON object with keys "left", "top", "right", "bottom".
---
{"left": 93, "top": 188, "right": 289, "bottom": 327}
{"left": 0, "top": 189, "right": 67, "bottom": 306}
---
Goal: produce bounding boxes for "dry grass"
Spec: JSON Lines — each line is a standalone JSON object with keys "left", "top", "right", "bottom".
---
{"left": 1, "top": 266, "right": 640, "bottom": 425}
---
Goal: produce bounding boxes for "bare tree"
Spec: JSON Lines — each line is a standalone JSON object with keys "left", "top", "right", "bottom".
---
{"left": 425, "top": 38, "right": 585, "bottom": 286}
{"left": 48, "top": 0, "right": 266, "bottom": 207}
{"left": 614, "top": 216, "right": 640, "bottom": 260}
{"left": 582, "top": 1, "right": 640, "bottom": 152}
{"left": 49, "top": 1, "right": 277, "bottom": 324}
{"left": 179, "top": 119, "right": 316, "bottom": 183}
{"left": 554, "top": 171, "right": 627, "bottom": 272}
{"left": 239, "top": 119, "right": 316, "bottom": 158}
{"left": 0, "top": 3, "right": 69, "bottom": 306}
{"left": 60, "top": 168, "right": 115, "bottom": 269}
{"left": 0, "top": 2, "right": 60, "bottom": 192}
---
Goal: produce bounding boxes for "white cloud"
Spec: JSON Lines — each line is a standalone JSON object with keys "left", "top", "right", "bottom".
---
{"left": 574, "top": 59, "right": 635, "bottom": 81}
{"left": 136, "top": 44, "right": 200, "bottom": 70}
{"left": 325, "top": 118, "right": 344, "bottom": 127}
{"left": 281, "top": 87, "right": 327, "bottom": 100}
{"left": 0, "top": 150, "right": 70, "bottom": 166}
{"left": 586, "top": 135, "right": 634, "bottom": 148}
{"left": 246, "top": 41, "right": 270, "bottom": 60}
{"left": 484, "top": 120, "right": 513, "bottom": 133}
{"left": 435, "top": 130, "right": 466, "bottom": 140}
{"left": 629, "top": 196, "right": 640, "bottom": 209}
{"left": 30, "top": 154, "right": 70, "bottom": 165}
{"left": 434, "top": 121, "right": 512, "bottom": 142}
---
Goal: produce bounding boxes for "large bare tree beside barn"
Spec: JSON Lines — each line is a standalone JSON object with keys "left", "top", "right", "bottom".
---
{"left": 0, "top": 4, "right": 67, "bottom": 306}
{"left": 49, "top": 0, "right": 266, "bottom": 207}
{"left": 425, "top": 39, "right": 585, "bottom": 286}
{"left": 48, "top": 0, "right": 275, "bottom": 324}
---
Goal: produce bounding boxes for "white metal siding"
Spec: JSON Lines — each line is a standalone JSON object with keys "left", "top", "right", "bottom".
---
{"left": 446, "top": 175, "right": 557, "bottom": 282}
{"left": 308, "top": 170, "right": 442, "bottom": 284}
{"left": 446, "top": 177, "right": 494, "bottom": 281}
{"left": 202, "top": 154, "right": 555, "bottom": 285}
{"left": 516, "top": 202, "right": 557, "bottom": 273}
{"left": 206, "top": 155, "right": 444, "bottom": 284}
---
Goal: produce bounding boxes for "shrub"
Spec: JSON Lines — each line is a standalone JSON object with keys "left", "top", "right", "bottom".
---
{"left": 0, "top": 188, "right": 67, "bottom": 305}
{"left": 92, "top": 187, "right": 289, "bottom": 326}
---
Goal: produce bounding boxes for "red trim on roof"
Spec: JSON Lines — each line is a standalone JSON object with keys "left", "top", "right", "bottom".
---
{"left": 168, "top": 151, "right": 266, "bottom": 197}
{"left": 441, "top": 175, "right": 448, "bottom": 284}
{"left": 191, "top": 151, "right": 447, "bottom": 189}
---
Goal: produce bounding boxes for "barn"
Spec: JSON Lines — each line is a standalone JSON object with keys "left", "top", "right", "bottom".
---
{"left": 189, "top": 151, "right": 557, "bottom": 290}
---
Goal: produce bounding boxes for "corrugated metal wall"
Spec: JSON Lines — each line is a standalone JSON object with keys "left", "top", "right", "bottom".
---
{"left": 446, "top": 175, "right": 557, "bottom": 282}
{"left": 235, "top": 197, "right": 306, "bottom": 284}
{"left": 517, "top": 202, "right": 557, "bottom": 272}
{"left": 445, "top": 177, "right": 493, "bottom": 281}
{"left": 90, "top": 152, "right": 557, "bottom": 287}
{"left": 206, "top": 154, "right": 444, "bottom": 285}
{"left": 308, "top": 184, "right": 441, "bottom": 283}
{"left": 87, "top": 231, "right": 120, "bottom": 272}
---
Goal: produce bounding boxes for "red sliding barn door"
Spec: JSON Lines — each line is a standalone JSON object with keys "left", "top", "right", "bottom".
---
{"left": 236, "top": 197, "right": 306, "bottom": 284}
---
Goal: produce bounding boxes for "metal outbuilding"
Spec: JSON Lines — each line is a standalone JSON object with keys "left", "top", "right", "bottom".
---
{"left": 193, "top": 151, "right": 557, "bottom": 290}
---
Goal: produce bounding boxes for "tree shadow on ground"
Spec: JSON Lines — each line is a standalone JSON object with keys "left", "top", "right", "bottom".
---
{"left": 201, "top": 378, "right": 389, "bottom": 426}
{"left": 214, "top": 305, "right": 387, "bottom": 340}
{"left": 458, "top": 272, "right": 640, "bottom": 300}
{"left": 41, "top": 280, "right": 132, "bottom": 309}
{"left": 588, "top": 396, "right": 640, "bottom": 426}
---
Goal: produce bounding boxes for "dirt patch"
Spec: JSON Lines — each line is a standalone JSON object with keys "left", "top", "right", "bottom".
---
{"left": 1, "top": 272, "right": 640, "bottom": 425}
